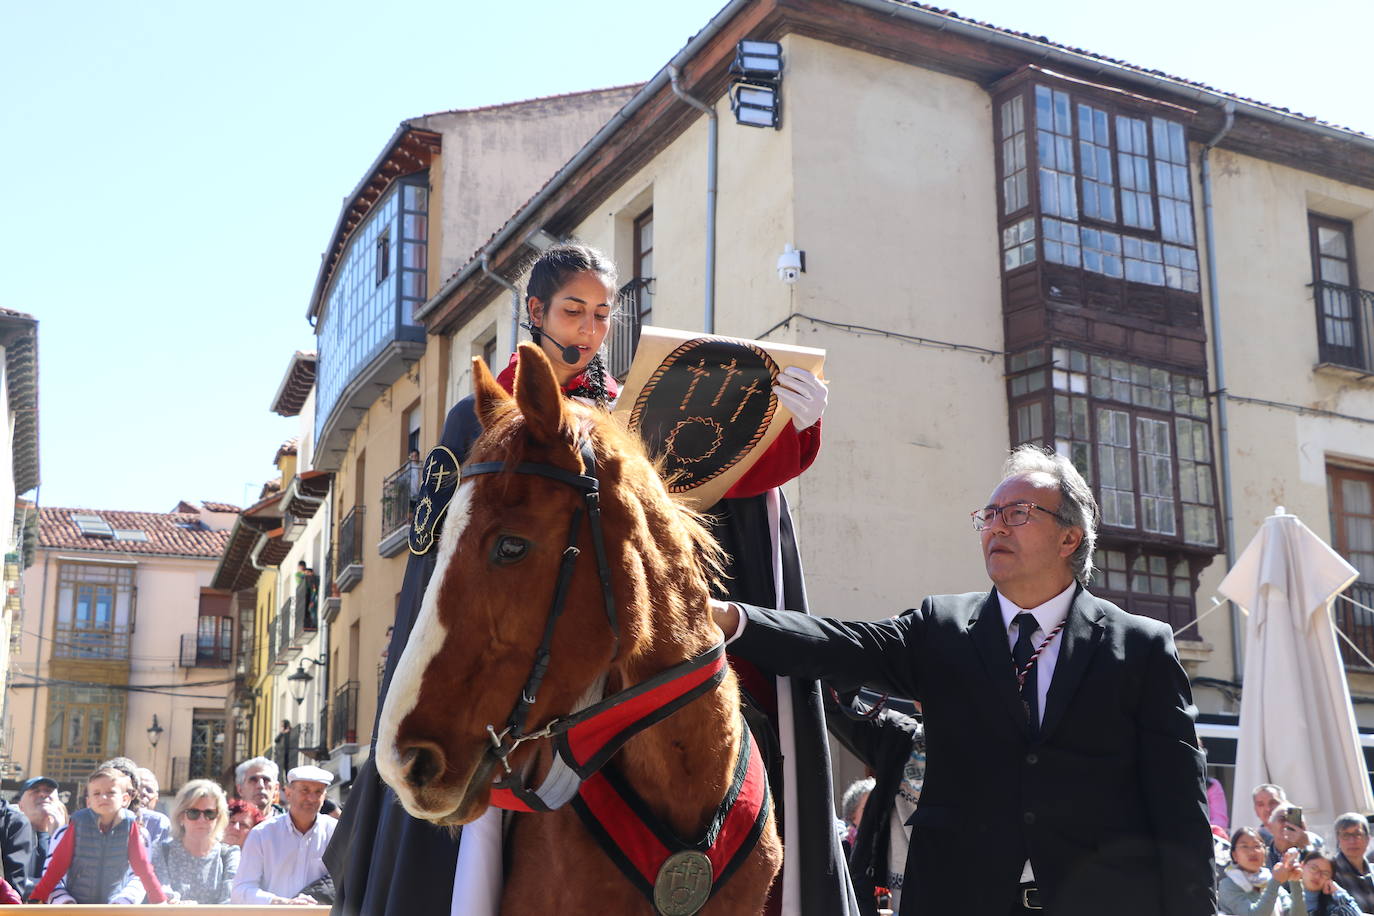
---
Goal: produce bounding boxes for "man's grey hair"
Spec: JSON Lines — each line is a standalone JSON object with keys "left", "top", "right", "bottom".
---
{"left": 841, "top": 777, "right": 875, "bottom": 824}
{"left": 235, "top": 756, "right": 279, "bottom": 786}
{"left": 1252, "top": 783, "right": 1287, "bottom": 801}
{"left": 1002, "top": 445, "right": 1100, "bottom": 586}
{"left": 1334, "top": 811, "right": 1370, "bottom": 836}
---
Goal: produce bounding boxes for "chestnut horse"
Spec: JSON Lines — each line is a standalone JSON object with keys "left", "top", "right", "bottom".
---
{"left": 375, "top": 344, "right": 782, "bottom": 914}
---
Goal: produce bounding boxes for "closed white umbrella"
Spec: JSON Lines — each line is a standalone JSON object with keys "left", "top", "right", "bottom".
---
{"left": 1219, "top": 507, "right": 1370, "bottom": 834}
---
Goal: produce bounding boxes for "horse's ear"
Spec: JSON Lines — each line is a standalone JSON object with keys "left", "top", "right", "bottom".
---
{"left": 513, "top": 342, "right": 569, "bottom": 445}
{"left": 472, "top": 355, "right": 511, "bottom": 430}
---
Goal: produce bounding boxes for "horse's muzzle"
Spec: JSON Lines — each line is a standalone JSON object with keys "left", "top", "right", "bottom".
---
{"left": 383, "top": 737, "right": 497, "bottom": 826}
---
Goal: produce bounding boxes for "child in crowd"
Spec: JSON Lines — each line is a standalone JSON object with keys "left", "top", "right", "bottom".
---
{"left": 28, "top": 765, "right": 166, "bottom": 904}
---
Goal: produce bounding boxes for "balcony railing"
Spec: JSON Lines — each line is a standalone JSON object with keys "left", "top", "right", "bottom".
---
{"left": 179, "top": 632, "right": 231, "bottom": 668}
{"left": 1335, "top": 581, "right": 1374, "bottom": 669}
{"left": 379, "top": 461, "right": 418, "bottom": 556}
{"left": 336, "top": 506, "right": 364, "bottom": 592}
{"left": 1313, "top": 280, "right": 1374, "bottom": 372}
{"left": 331, "top": 680, "right": 360, "bottom": 750}
{"left": 266, "top": 614, "right": 287, "bottom": 674}
{"left": 292, "top": 573, "right": 319, "bottom": 646}
{"left": 606, "top": 279, "right": 650, "bottom": 381}
{"left": 53, "top": 624, "right": 131, "bottom": 660}
{"left": 275, "top": 598, "right": 301, "bottom": 664}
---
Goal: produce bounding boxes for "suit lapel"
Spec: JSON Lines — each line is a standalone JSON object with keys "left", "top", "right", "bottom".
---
{"left": 1039, "top": 586, "right": 1106, "bottom": 742}
{"left": 968, "top": 590, "right": 1028, "bottom": 735}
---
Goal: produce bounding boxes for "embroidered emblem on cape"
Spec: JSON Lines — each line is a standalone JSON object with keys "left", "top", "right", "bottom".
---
{"left": 628, "top": 339, "right": 778, "bottom": 493}
{"left": 408, "top": 445, "right": 460, "bottom": 556}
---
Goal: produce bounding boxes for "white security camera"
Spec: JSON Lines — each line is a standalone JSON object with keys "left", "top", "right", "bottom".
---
{"left": 777, "top": 244, "right": 805, "bottom": 283}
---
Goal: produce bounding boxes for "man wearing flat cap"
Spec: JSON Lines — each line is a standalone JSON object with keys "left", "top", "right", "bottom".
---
{"left": 16, "top": 776, "right": 60, "bottom": 898}
{"left": 232, "top": 766, "right": 337, "bottom": 905}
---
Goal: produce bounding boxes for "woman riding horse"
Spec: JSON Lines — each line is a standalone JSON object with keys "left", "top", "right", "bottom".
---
{"left": 327, "top": 243, "right": 849, "bottom": 914}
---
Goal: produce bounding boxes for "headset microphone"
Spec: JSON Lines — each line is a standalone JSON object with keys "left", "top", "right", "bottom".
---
{"left": 520, "top": 321, "right": 582, "bottom": 366}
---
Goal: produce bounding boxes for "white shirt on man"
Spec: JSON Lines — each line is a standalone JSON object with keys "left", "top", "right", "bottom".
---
{"left": 230, "top": 810, "right": 335, "bottom": 903}
{"left": 999, "top": 580, "right": 1076, "bottom": 884}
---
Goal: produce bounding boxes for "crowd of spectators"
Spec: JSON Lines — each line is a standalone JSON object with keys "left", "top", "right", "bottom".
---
{"left": 832, "top": 719, "right": 1374, "bottom": 916}
{"left": 0, "top": 753, "right": 341, "bottom": 905}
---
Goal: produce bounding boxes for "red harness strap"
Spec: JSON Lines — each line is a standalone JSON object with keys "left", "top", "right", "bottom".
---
{"left": 491, "top": 643, "right": 727, "bottom": 813}
{"left": 569, "top": 714, "right": 771, "bottom": 907}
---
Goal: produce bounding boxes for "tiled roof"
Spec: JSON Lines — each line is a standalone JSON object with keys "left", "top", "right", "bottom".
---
{"left": 201, "top": 501, "right": 241, "bottom": 513}
{"left": 39, "top": 507, "right": 231, "bottom": 558}
{"left": 271, "top": 351, "right": 317, "bottom": 418}
{"left": 276, "top": 438, "right": 299, "bottom": 463}
{"left": 0, "top": 311, "right": 38, "bottom": 494}
{"left": 408, "top": 84, "right": 644, "bottom": 122}
{"left": 892, "top": 1, "right": 1369, "bottom": 137}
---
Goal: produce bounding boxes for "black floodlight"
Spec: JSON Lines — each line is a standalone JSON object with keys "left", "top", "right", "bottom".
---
{"left": 733, "top": 40, "right": 782, "bottom": 79}
{"left": 730, "top": 81, "right": 781, "bottom": 129}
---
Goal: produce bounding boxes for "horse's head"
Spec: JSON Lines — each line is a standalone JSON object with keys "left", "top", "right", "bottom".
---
{"left": 375, "top": 344, "right": 718, "bottom": 825}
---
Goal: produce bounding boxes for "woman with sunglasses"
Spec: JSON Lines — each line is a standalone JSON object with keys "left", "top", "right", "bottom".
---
{"left": 150, "top": 779, "right": 238, "bottom": 904}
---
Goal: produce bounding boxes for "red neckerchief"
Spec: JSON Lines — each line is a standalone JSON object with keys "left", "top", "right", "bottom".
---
{"left": 489, "top": 643, "right": 727, "bottom": 813}
{"left": 569, "top": 712, "right": 770, "bottom": 907}
{"left": 495, "top": 351, "right": 620, "bottom": 401}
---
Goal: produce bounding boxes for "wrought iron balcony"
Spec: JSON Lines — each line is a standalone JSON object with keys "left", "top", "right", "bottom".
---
{"left": 291, "top": 574, "right": 319, "bottom": 647}
{"left": 335, "top": 506, "right": 364, "bottom": 593}
{"left": 179, "top": 632, "right": 232, "bottom": 668}
{"left": 606, "top": 279, "right": 651, "bottom": 381}
{"left": 1335, "top": 580, "right": 1374, "bottom": 669}
{"left": 378, "top": 460, "right": 418, "bottom": 557}
{"left": 1313, "top": 280, "right": 1374, "bottom": 373}
{"left": 266, "top": 614, "right": 287, "bottom": 674}
{"left": 331, "top": 680, "right": 361, "bottom": 750}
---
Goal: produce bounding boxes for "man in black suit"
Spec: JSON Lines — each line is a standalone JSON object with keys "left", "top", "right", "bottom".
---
{"left": 712, "top": 445, "right": 1215, "bottom": 915}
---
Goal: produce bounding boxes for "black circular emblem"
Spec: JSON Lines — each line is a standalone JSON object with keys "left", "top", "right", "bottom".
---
{"left": 629, "top": 339, "right": 778, "bottom": 494}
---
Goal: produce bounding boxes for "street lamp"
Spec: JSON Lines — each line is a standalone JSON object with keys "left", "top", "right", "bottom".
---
{"left": 146, "top": 714, "right": 164, "bottom": 749}
{"left": 287, "top": 656, "right": 327, "bottom": 706}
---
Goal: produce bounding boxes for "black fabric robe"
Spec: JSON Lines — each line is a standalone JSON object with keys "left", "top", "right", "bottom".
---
{"left": 325, "top": 398, "right": 480, "bottom": 916}
{"left": 709, "top": 491, "right": 861, "bottom": 916}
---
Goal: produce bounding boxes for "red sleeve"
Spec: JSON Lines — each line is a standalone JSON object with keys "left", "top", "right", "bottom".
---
{"left": 0, "top": 877, "right": 20, "bottom": 905}
{"left": 723, "top": 420, "right": 822, "bottom": 499}
{"left": 127, "top": 823, "right": 166, "bottom": 903}
{"left": 28, "top": 822, "right": 75, "bottom": 903}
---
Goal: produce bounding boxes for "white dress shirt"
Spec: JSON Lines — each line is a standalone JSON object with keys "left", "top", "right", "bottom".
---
{"left": 999, "top": 580, "right": 1077, "bottom": 884}
{"left": 231, "top": 810, "right": 336, "bottom": 903}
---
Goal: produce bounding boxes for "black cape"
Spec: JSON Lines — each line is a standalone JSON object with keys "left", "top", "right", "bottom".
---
{"left": 325, "top": 398, "right": 481, "bottom": 916}
{"left": 709, "top": 491, "right": 860, "bottom": 916}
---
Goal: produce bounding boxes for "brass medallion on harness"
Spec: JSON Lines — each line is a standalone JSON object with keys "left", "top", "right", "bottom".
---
{"left": 653, "top": 849, "right": 713, "bottom": 915}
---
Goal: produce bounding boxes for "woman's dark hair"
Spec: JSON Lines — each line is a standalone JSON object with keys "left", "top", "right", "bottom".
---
{"left": 524, "top": 243, "right": 618, "bottom": 405}
{"left": 1300, "top": 846, "right": 1338, "bottom": 867}
{"left": 1230, "top": 826, "right": 1264, "bottom": 863}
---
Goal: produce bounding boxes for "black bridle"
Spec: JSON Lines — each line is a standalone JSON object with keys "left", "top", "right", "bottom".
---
{"left": 460, "top": 439, "right": 620, "bottom": 776}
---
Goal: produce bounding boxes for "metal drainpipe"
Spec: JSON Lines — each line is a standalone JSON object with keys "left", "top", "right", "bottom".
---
{"left": 483, "top": 250, "right": 523, "bottom": 356}
{"left": 29, "top": 542, "right": 50, "bottom": 776}
{"left": 669, "top": 65, "right": 718, "bottom": 334}
{"left": 1201, "top": 101, "right": 1239, "bottom": 685}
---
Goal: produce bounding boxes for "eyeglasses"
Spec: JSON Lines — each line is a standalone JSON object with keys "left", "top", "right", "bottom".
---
{"left": 970, "top": 502, "right": 1070, "bottom": 531}
{"left": 1339, "top": 830, "right": 1370, "bottom": 841}
{"left": 183, "top": 808, "right": 219, "bottom": 821}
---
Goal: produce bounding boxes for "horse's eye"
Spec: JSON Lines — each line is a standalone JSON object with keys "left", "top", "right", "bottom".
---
{"left": 492, "top": 535, "right": 530, "bottom": 565}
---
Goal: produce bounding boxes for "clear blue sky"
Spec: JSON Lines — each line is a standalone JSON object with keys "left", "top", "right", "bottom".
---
{"left": 4, "top": 0, "right": 1370, "bottom": 512}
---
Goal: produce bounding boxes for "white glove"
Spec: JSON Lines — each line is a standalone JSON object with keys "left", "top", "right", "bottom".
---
{"left": 773, "top": 366, "right": 828, "bottom": 430}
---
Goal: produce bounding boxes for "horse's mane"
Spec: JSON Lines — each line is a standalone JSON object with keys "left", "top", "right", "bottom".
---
{"left": 468, "top": 401, "right": 727, "bottom": 595}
